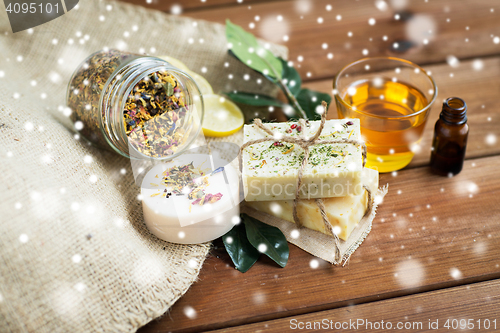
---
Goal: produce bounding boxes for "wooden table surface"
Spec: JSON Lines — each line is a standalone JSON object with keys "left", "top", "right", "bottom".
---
{"left": 121, "top": 0, "right": 500, "bottom": 332}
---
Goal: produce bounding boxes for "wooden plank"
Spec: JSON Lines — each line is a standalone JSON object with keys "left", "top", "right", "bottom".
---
{"left": 303, "top": 56, "right": 500, "bottom": 168}
{"left": 214, "top": 279, "right": 500, "bottom": 332}
{"left": 138, "top": 155, "right": 500, "bottom": 333}
{"left": 185, "top": 0, "right": 500, "bottom": 79}
{"left": 118, "top": 0, "right": 270, "bottom": 12}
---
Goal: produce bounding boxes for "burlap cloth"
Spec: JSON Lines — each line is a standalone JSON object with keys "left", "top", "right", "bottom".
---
{"left": 0, "top": 1, "right": 286, "bottom": 332}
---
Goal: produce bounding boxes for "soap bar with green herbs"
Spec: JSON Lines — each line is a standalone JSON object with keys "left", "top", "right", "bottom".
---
{"left": 242, "top": 119, "right": 364, "bottom": 201}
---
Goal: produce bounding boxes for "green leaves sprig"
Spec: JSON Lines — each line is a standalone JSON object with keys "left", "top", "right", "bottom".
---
{"left": 225, "top": 20, "right": 331, "bottom": 120}
{"left": 226, "top": 20, "right": 283, "bottom": 80}
{"left": 296, "top": 89, "right": 333, "bottom": 120}
{"left": 222, "top": 221, "right": 260, "bottom": 273}
{"left": 224, "top": 92, "right": 283, "bottom": 107}
{"left": 222, "top": 214, "right": 289, "bottom": 272}
{"left": 221, "top": 21, "right": 331, "bottom": 272}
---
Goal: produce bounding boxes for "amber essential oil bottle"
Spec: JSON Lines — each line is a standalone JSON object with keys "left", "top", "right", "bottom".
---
{"left": 430, "top": 97, "right": 469, "bottom": 176}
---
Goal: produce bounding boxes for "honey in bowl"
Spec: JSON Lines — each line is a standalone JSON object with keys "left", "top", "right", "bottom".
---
{"left": 341, "top": 78, "right": 428, "bottom": 171}
{"left": 334, "top": 57, "right": 437, "bottom": 173}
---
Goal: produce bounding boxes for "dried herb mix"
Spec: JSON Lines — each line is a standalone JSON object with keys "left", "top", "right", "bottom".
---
{"left": 124, "top": 71, "right": 188, "bottom": 157}
{"left": 67, "top": 50, "right": 133, "bottom": 147}
{"left": 160, "top": 162, "right": 223, "bottom": 206}
{"left": 67, "top": 50, "right": 191, "bottom": 158}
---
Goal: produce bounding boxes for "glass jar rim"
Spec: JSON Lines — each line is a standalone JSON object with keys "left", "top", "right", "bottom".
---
{"left": 333, "top": 56, "right": 438, "bottom": 120}
{"left": 101, "top": 57, "right": 204, "bottom": 161}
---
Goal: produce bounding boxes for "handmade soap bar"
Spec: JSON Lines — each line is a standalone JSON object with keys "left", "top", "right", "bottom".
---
{"left": 141, "top": 154, "right": 239, "bottom": 244}
{"left": 246, "top": 168, "right": 378, "bottom": 241}
{"left": 242, "top": 119, "right": 363, "bottom": 201}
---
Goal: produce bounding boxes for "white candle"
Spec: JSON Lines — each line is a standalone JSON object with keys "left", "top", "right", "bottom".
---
{"left": 141, "top": 154, "right": 239, "bottom": 244}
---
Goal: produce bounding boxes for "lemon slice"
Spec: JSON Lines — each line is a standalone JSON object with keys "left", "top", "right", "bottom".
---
{"left": 158, "top": 55, "right": 190, "bottom": 72}
{"left": 202, "top": 94, "right": 244, "bottom": 137}
{"left": 185, "top": 70, "right": 214, "bottom": 95}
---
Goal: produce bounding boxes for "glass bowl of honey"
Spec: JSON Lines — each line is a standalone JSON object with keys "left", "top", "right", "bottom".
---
{"left": 334, "top": 57, "right": 437, "bottom": 172}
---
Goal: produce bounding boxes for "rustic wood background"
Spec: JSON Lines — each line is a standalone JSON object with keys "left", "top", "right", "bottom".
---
{"left": 114, "top": 0, "right": 500, "bottom": 331}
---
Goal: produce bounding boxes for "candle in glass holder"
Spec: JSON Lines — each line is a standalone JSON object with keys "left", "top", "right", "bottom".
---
{"left": 141, "top": 154, "right": 239, "bottom": 244}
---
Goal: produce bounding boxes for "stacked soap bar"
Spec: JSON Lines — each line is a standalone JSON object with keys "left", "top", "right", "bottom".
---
{"left": 242, "top": 118, "right": 377, "bottom": 241}
{"left": 242, "top": 119, "right": 363, "bottom": 201}
{"left": 246, "top": 168, "right": 378, "bottom": 241}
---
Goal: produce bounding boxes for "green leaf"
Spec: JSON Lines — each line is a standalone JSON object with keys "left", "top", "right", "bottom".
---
{"left": 226, "top": 20, "right": 283, "bottom": 79}
{"left": 222, "top": 223, "right": 260, "bottom": 273}
{"left": 242, "top": 214, "right": 289, "bottom": 268}
{"left": 225, "top": 91, "right": 283, "bottom": 107}
{"left": 163, "top": 82, "right": 174, "bottom": 96}
{"left": 280, "top": 58, "right": 302, "bottom": 96}
{"left": 296, "top": 88, "right": 332, "bottom": 120}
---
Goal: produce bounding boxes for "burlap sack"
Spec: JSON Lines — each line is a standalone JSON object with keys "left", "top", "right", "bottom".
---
{"left": 0, "top": 1, "right": 286, "bottom": 332}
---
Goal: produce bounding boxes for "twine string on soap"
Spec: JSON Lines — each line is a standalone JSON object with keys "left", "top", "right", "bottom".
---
{"left": 240, "top": 101, "right": 372, "bottom": 263}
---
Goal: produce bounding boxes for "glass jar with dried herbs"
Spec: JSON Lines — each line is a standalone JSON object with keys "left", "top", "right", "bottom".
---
{"left": 66, "top": 50, "right": 204, "bottom": 160}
